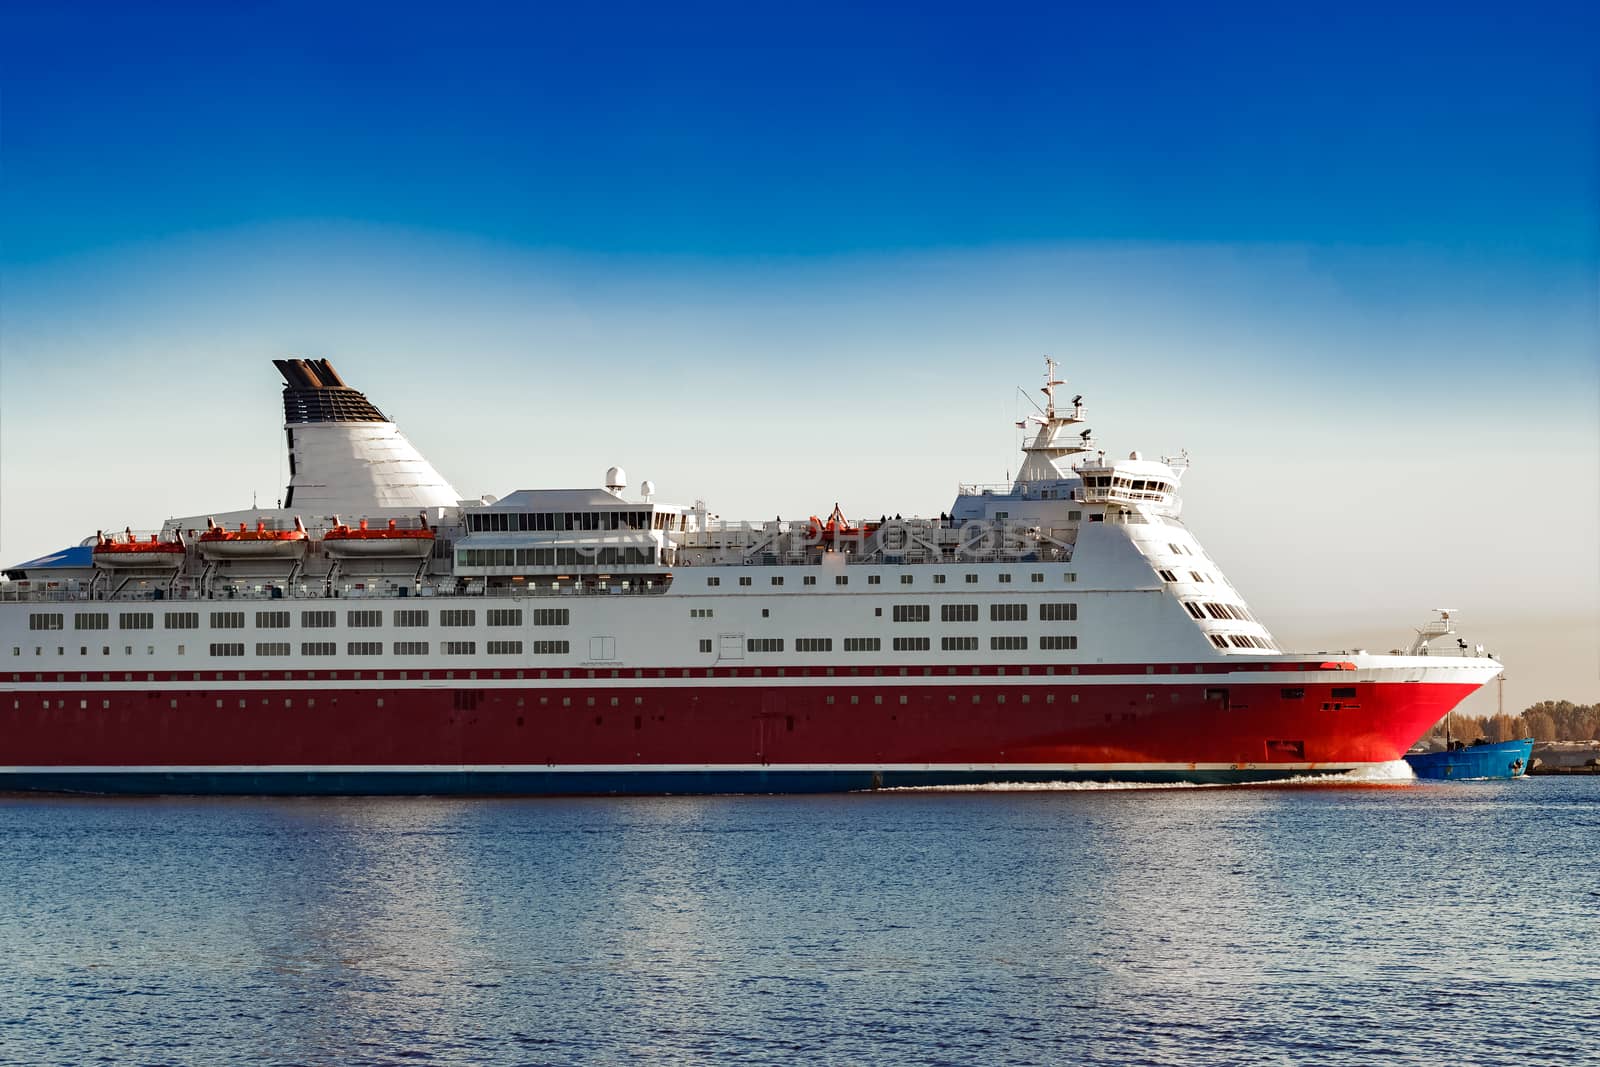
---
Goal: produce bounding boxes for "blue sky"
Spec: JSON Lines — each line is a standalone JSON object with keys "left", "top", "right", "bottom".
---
{"left": 1, "top": 1, "right": 1596, "bottom": 708}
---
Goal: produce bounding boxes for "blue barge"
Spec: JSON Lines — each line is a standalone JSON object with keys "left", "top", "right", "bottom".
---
{"left": 1404, "top": 738, "right": 1533, "bottom": 780}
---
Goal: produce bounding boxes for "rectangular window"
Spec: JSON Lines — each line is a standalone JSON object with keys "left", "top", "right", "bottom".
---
{"left": 487, "top": 609, "right": 522, "bottom": 627}
{"left": 440, "top": 609, "right": 476, "bottom": 627}
{"left": 770, "top": 576, "right": 783, "bottom": 586}
{"left": 990, "top": 635, "right": 1028, "bottom": 650}
{"left": 444, "top": 641, "right": 476, "bottom": 655}
{"left": 746, "top": 638, "right": 784, "bottom": 653}
{"left": 893, "top": 636, "right": 930, "bottom": 652}
{"left": 255, "top": 642, "right": 291, "bottom": 656}
{"left": 689, "top": 608, "right": 714, "bottom": 618}
{"left": 347, "top": 641, "right": 383, "bottom": 656}
{"left": 933, "top": 574, "right": 946, "bottom": 584}
{"left": 867, "top": 575, "right": 881, "bottom": 585}
{"left": 1039, "top": 603, "right": 1077, "bottom": 622}
{"left": 940, "top": 603, "right": 978, "bottom": 623}
{"left": 28, "top": 613, "right": 64, "bottom": 631}
{"left": 998, "top": 574, "right": 1012, "bottom": 584}
{"left": 843, "top": 637, "right": 881, "bottom": 652}
{"left": 255, "top": 611, "right": 290, "bottom": 629}
{"left": 487, "top": 640, "right": 523, "bottom": 655}
{"left": 803, "top": 575, "right": 817, "bottom": 585}
{"left": 706, "top": 576, "right": 720, "bottom": 587}
{"left": 164, "top": 611, "right": 199, "bottom": 630}
{"left": 531, "top": 640, "right": 569, "bottom": 655}
{"left": 900, "top": 575, "right": 913, "bottom": 585}
{"left": 210, "top": 611, "right": 244, "bottom": 629}
{"left": 75, "top": 613, "right": 109, "bottom": 631}
{"left": 1039, "top": 635, "right": 1078, "bottom": 650}
{"left": 208, "top": 643, "right": 244, "bottom": 657}
{"left": 941, "top": 636, "right": 979, "bottom": 651}
{"left": 394, "top": 641, "right": 429, "bottom": 655}
{"left": 892, "top": 604, "right": 930, "bottom": 623}
{"left": 795, "top": 638, "right": 833, "bottom": 652}
{"left": 394, "top": 610, "right": 429, "bottom": 628}
{"left": 739, "top": 576, "right": 752, "bottom": 586}
{"left": 1158, "top": 569, "right": 1178, "bottom": 582}
{"left": 302, "top": 610, "right": 336, "bottom": 628}
{"left": 301, "top": 642, "right": 337, "bottom": 656}
{"left": 1183, "top": 602, "right": 1205, "bottom": 620}
{"left": 964, "top": 574, "right": 978, "bottom": 584}
{"left": 347, "top": 610, "right": 382, "bottom": 628}
{"left": 835, "top": 575, "right": 848, "bottom": 586}
{"left": 698, "top": 639, "right": 713, "bottom": 653}
{"left": 1209, "top": 634, "right": 1229, "bottom": 649}
{"left": 1332, "top": 687, "right": 1357, "bottom": 699}
{"left": 990, "top": 603, "right": 1028, "bottom": 622}
{"left": 532, "top": 608, "right": 569, "bottom": 626}
{"left": 1031, "top": 573, "right": 1044, "bottom": 583}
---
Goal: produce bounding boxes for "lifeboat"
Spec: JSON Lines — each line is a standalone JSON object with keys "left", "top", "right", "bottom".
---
{"left": 321, "top": 517, "right": 435, "bottom": 559}
{"left": 806, "top": 505, "right": 879, "bottom": 543}
{"left": 197, "top": 517, "right": 309, "bottom": 561}
{"left": 92, "top": 529, "right": 186, "bottom": 570}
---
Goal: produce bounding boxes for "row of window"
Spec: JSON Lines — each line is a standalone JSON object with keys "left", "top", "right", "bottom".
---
{"left": 467, "top": 510, "right": 681, "bottom": 533}
{"left": 710, "top": 571, "right": 1079, "bottom": 588}
{"left": 34, "top": 608, "right": 564, "bottom": 633}
{"left": 883, "top": 603, "right": 1078, "bottom": 623}
{"left": 205, "top": 640, "right": 558, "bottom": 658}
{"left": 1183, "top": 602, "right": 1256, "bottom": 623}
{"left": 1206, "top": 633, "right": 1276, "bottom": 650}
{"left": 732, "top": 635, "right": 1077, "bottom": 654}
{"left": 458, "top": 547, "right": 657, "bottom": 568}
{"left": 1084, "top": 475, "right": 1174, "bottom": 494}
{"left": 1157, "top": 569, "right": 1213, "bottom": 584}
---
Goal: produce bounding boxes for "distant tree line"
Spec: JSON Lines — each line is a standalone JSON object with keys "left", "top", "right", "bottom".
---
{"left": 1423, "top": 701, "right": 1600, "bottom": 745}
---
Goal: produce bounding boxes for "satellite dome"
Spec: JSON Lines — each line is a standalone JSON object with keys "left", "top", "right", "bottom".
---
{"left": 605, "top": 466, "right": 626, "bottom": 492}
{"left": 641, "top": 479, "right": 656, "bottom": 500}
{"left": 1128, "top": 451, "right": 1141, "bottom": 461}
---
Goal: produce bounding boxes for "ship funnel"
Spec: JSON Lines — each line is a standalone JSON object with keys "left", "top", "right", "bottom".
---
{"left": 275, "top": 359, "right": 461, "bottom": 512}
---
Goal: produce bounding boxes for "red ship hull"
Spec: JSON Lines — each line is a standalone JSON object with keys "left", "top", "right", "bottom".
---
{"left": 1, "top": 661, "right": 1479, "bottom": 793}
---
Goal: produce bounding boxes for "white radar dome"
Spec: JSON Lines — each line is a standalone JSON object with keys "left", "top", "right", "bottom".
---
{"left": 605, "top": 466, "right": 626, "bottom": 492}
{"left": 640, "top": 479, "right": 656, "bottom": 500}
{"left": 1129, "top": 451, "right": 1141, "bottom": 461}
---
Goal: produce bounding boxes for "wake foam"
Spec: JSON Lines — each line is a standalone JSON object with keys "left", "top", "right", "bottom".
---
{"left": 879, "top": 779, "right": 1217, "bottom": 793}
{"left": 877, "top": 761, "right": 1418, "bottom": 793}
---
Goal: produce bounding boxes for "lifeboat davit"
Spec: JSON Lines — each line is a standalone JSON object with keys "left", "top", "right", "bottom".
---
{"left": 197, "top": 518, "right": 309, "bottom": 561}
{"left": 92, "top": 529, "right": 186, "bottom": 570}
{"left": 321, "top": 517, "right": 435, "bottom": 559}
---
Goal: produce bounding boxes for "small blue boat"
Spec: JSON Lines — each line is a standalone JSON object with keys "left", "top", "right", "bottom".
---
{"left": 1405, "top": 738, "right": 1534, "bottom": 780}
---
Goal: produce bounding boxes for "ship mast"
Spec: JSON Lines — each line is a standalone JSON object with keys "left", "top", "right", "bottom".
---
{"left": 1014, "top": 357, "right": 1094, "bottom": 485}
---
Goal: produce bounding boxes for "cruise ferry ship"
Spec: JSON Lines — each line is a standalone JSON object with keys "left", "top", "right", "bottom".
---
{"left": 0, "top": 359, "right": 1500, "bottom": 793}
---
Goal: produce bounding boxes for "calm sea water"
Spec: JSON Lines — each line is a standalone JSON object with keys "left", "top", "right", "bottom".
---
{"left": 2, "top": 775, "right": 1596, "bottom": 1066}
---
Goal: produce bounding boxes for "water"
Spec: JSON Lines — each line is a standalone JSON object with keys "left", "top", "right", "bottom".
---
{"left": 3, "top": 777, "right": 1596, "bottom": 1066}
